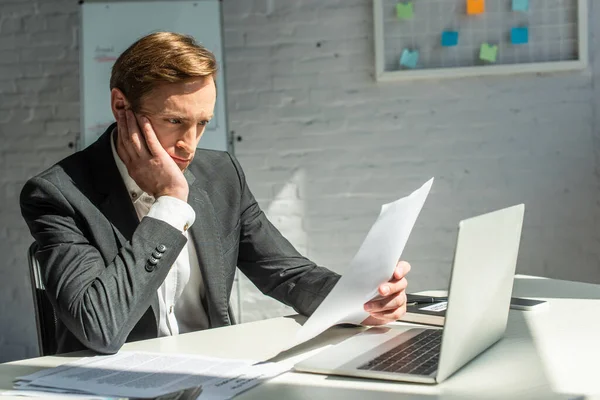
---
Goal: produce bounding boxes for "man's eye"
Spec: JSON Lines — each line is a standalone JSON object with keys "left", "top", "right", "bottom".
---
{"left": 199, "top": 120, "right": 210, "bottom": 126}
{"left": 167, "top": 118, "right": 181, "bottom": 124}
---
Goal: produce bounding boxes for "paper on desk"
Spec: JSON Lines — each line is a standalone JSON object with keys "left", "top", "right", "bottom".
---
{"left": 14, "top": 351, "right": 290, "bottom": 399}
{"left": 294, "top": 178, "right": 433, "bottom": 346}
{"left": 0, "top": 390, "right": 112, "bottom": 399}
{"left": 201, "top": 361, "right": 292, "bottom": 400}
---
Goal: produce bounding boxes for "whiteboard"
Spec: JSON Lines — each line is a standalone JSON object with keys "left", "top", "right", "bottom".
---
{"left": 80, "top": 0, "right": 228, "bottom": 151}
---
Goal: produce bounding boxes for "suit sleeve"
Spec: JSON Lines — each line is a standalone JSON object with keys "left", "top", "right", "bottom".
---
{"left": 227, "top": 154, "right": 341, "bottom": 316}
{"left": 20, "top": 176, "right": 187, "bottom": 354}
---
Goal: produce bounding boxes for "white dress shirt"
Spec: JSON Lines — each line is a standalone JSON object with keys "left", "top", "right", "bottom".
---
{"left": 110, "top": 130, "right": 210, "bottom": 336}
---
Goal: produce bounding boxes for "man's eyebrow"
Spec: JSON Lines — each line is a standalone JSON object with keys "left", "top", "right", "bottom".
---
{"left": 156, "top": 112, "right": 214, "bottom": 121}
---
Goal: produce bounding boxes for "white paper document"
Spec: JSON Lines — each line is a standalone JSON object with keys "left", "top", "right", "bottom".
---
{"left": 421, "top": 302, "right": 448, "bottom": 312}
{"left": 0, "top": 390, "right": 111, "bottom": 399}
{"left": 294, "top": 178, "right": 434, "bottom": 346}
{"left": 201, "top": 361, "right": 292, "bottom": 400}
{"left": 14, "top": 351, "right": 290, "bottom": 399}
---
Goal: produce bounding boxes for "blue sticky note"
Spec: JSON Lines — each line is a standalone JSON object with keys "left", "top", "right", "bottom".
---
{"left": 512, "top": 0, "right": 529, "bottom": 12}
{"left": 441, "top": 31, "right": 459, "bottom": 47}
{"left": 400, "top": 49, "right": 419, "bottom": 69}
{"left": 511, "top": 27, "right": 529, "bottom": 45}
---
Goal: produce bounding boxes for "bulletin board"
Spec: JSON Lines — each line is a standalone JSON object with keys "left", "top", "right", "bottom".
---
{"left": 80, "top": 0, "right": 229, "bottom": 151}
{"left": 373, "top": 0, "right": 588, "bottom": 81}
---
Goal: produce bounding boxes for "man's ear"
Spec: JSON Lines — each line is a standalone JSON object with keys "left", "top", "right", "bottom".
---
{"left": 110, "top": 88, "right": 131, "bottom": 121}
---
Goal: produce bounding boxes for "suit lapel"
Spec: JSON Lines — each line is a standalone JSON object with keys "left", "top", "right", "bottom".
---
{"left": 185, "top": 169, "right": 231, "bottom": 328}
{"left": 90, "top": 124, "right": 139, "bottom": 243}
{"left": 99, "top": 189, "right": 139, "bottom": 243}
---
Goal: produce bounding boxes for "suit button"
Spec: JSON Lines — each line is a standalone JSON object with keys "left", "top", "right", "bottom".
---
{"left": 148, "top": 257, "right": 159, "bottom": 265}
{"left": 152, "top": 250, "right": 163, "bottom": 259}
{"left": 156, "top": 244, "right": 166, "bottom": 253}
{"left": 145, "top": 263, "right": 156, "bottom": 272}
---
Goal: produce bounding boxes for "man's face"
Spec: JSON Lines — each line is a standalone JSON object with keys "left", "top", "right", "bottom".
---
{"left": 137, "top": 77, "right": 216, "bottom": 171}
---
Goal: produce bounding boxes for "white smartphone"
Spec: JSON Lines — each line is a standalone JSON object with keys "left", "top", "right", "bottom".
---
{"left": 510, "top": 297, "right": 547, "bottom": 310}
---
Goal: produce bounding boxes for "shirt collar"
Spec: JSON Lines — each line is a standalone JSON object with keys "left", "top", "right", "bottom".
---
{"left": 110, "top": 128, "right": 150, "bottom": 203}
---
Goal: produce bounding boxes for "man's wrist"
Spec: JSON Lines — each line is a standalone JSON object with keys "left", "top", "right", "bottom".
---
{"left": 157, "top": 187, "right": 189, "bottom": 203}
{"left": 146, "top": 196, "right": 195, "bottom": 233}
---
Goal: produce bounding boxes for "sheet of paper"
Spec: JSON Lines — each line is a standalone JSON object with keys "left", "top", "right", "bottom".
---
{"left": 421, "top": 302, "right": 448, "bottom": 312}
{"left": 14, "top": 351, "right": 289, "bottom": 399}
{"left": 293, "top": 178, "right": 433, "bottom": 346}
{"left": 0, "top": 390, "right": 111, "bottom": 399}
{"left": 201, "top": 361, "right": 292, "bottom": 400}
{"left": 22, "top": 352, "right": 240, "bottom": 398}
{"left": 13, "top": 357, "right": 96, "bottom": 388}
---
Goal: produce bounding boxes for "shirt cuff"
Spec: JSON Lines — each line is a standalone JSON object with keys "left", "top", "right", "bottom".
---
{"left": 146, "top": 196, "right": 196, "bottom": 233}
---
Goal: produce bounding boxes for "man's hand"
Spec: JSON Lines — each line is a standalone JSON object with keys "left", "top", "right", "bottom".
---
{"left": 362, "top": 261, "right": 411, "bottom": 325}
{"left": 116, "top": 109, "right": 189, "bottom": 202}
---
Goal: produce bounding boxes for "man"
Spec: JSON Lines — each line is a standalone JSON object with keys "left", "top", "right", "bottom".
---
{"left": 20, "top": 32, "right": 410, "bottom": 355}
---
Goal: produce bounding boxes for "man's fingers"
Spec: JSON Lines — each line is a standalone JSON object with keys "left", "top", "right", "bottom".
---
{"left": 116, "top": 109, "right": 127, "bottom": 146}
{"left": 140, "top": 116, "right": 163, "bottom": 157}
{"left": 378, "top": 276, "right": 408, "bottom": 297}
{"left": 368, "top": 303, "right": 407, "bottom": 321}
{"left": 365, "top": 290, "right": 407, "bottom": 312}
{"left": 117, "top": 109, "right": 136, "bottom": 161}
{"left": 132, "top": 113, "right": 152, "bottom": 157}
{"left": 125, "top": 109, "right": 146, "bottom": 156}
{"left": 394, "top": 261, "right": 411, "bottom": 280}
{"left": 116, "top": 132, "right": 131, "bottom": 165}
{"left": 361, "top": 261, "right": 411, "bottom": 326}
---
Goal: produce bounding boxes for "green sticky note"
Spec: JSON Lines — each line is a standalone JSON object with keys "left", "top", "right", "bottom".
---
{"left": 479, "top": 43, "right": 498, "bottom": 62}
{"left": 396, "top": 2, "right": 414, "bottom": 20}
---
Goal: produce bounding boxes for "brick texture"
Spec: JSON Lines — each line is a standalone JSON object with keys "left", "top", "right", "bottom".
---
{"left": 0, "top": 0, "right": 599, "bottom": 361}
{"left": 0, "top": 0, "right": 79, "bottom": 362}
{"left": 223, "top": 0, "right": 600, "bottom": 322}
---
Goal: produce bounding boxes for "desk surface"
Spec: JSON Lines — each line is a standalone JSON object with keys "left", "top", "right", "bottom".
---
{"left": 2, "top": 275, "right": 600, "bottom": 399}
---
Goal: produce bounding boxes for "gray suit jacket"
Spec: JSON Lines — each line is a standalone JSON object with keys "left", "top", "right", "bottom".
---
{"left": 20, "top": 124, "right": 340, "bottom": 354}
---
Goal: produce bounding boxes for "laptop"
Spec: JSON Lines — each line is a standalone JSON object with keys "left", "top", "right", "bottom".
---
{"left": 294, "top": 204, "right": 525, "bottom": 384}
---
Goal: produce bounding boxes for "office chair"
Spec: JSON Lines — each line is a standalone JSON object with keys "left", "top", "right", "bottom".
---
{"left": 27, "top": 242, "right": 58, "bottom": 356}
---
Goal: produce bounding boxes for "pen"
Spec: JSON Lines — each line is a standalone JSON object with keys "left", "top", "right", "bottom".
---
{"left": 406, "top": 294, "right": 448, "bottom": 305}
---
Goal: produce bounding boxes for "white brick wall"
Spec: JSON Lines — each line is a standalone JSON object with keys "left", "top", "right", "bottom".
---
{"left": 224, "top": 0, "right": 600, "bottom": 321}
{"left": 1, "top": 0, "right": 600, "bottom": 361}
{"left": 0, "top": 0, "right": 79, "bottom": 362}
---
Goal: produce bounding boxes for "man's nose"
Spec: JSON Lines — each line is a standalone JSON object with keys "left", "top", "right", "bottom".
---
{"left": 177, "top": 127, "right": 198, "bottom": 153}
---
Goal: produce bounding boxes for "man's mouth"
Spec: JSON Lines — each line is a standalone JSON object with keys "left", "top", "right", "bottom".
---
{"left": 170, "top": 155, "right": 192, "bottom": 166}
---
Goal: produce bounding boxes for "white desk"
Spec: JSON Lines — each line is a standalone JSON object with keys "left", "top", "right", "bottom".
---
{"left": 1, "top": 275, "right": 600, "bottom": 399}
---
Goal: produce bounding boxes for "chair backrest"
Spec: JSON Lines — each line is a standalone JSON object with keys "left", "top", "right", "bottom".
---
{"left": 27, "top": 242, "right": 58, "bottom": 356}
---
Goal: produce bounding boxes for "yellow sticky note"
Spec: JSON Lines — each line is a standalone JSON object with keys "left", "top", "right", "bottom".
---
{"left": 467, "top": 0, "right": 485, "bottom": 15}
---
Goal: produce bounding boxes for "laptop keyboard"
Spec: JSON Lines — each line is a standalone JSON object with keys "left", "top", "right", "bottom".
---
{"left": 358, "top": 329, "right": 442, "bottom": 376}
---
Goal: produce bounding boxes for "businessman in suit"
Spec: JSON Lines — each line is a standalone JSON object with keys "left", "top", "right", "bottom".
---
{"left": 20, "top": 32, "right": 411, "bottom": 355}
